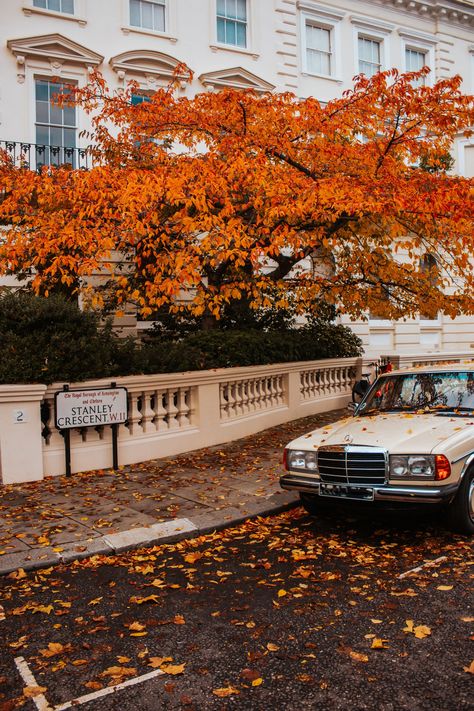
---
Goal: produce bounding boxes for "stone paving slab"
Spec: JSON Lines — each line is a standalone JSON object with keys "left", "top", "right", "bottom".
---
{"left": 0, "top": 408, "right": 347, "bottom": 575}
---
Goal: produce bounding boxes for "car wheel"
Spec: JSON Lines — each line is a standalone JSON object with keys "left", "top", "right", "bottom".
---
{"left": 446, "top": 468, "right": 474, "bottom": 535}
{"left": 299, "top": 493, "right": 324, "bottom": 516}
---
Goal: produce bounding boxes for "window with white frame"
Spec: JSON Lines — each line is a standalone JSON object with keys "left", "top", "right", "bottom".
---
{"left": 35, "top": 79, "right": 76, "bottom": 167}
{"left": 130, "top": 0, "right": 166, "bottom": 32}
{"left": 33, "top": 0, "right": 74, "bottom": 13}
{"left": 216, "top": 0, "right": 247, "bottom": 48}
{"left": 358, "top": 36, "right": 381, "bottom": 77}
{"left": 405, "top": 47, "right": 427, "bottom": 86}
{"left": 305, "top": 23, "right": 332, "bottom": 76}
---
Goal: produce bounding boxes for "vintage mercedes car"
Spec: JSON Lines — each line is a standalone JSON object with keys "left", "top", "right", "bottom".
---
{"left": 281, "top": 364, "right": 474, "bottom": 534}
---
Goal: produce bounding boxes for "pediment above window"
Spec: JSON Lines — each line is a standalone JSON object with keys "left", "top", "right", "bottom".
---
{"left": 198, "top": 67, "right": 275, "bottom": 93}
{"left": 109, "top": 50, "right": 190, "bottom": 88}
{"left": 7, "top": 33, "right": 103, "bottom": 69}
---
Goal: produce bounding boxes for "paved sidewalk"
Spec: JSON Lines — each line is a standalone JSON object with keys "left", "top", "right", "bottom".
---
{"left": 0, "top": 408, "right": 347, "bottom": 575}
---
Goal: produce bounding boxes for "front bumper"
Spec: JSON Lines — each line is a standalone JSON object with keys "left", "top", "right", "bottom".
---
{"left": 280, "top": 473, "right": 459, "bottom": 504}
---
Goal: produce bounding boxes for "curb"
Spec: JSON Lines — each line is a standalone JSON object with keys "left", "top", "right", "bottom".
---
{"left": 0, "top": 491, "right": 299, "bottom": 576}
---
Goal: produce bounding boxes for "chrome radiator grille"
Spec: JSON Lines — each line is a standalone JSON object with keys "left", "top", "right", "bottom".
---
{"left": 317, "top": 446, "right": 387, "bottom": 485}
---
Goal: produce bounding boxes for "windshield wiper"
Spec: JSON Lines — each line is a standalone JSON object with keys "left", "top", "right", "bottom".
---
{"left": 431, "top": 407, "right": 474, "bottom": 417}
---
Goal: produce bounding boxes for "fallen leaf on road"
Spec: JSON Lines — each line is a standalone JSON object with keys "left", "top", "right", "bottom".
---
{"left": 463, "top": 661, "right": 474, "bottom": 674}
{"left": 101, "top": 666, "right": 137, "bottom": 679}
{"left": 266, "top": 643, "right": 279, "bottom": 652}
{"left": 173, "top": 614, "right": 185, "bottom": 625}
{"left": 213, "top": 687, "right": 240, "bottom": 697}
{"left": 23, "top": 686, "right": 47, "bottom": 698}
{"left": 251, "top": 678, "right": 263, "bottom": 687}
{"left": 148, "top": 657, "right": 173, "bottom": 669}
{"left": 349, "top": 651, "right": 369, "bottom": 662}
{"left": 161, "top": 663, "right": 186, "bottom": 675}
{"left": 371, "top": 638, "right": 389, "bottom": 649}
{"left": 403, "top": 620, "right": 431, "bottom": 638}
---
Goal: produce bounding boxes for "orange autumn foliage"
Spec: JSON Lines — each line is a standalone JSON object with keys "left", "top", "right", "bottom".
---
{"left": 0, "top": 67, "right": 472, "bottom": 320}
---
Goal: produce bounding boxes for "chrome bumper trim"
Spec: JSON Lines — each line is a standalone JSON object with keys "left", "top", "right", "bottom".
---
{"left": 280, "top": 474, "right": 459, "bottom": 504}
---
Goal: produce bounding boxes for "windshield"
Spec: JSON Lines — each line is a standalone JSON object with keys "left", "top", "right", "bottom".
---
{"left": 360, "top": 371, "right": 474, "bottom": 415}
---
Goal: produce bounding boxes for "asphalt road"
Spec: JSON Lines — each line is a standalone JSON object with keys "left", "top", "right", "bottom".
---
{"left": 0, "top": 506, "right": 472, "bottom": 711}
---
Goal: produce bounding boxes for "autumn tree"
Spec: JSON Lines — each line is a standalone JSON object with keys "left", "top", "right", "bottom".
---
{"left": 0, "top": 67, "right": 472, "bottom": 326}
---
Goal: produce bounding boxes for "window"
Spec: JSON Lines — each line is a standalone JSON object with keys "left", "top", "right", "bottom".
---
{"left": 358, "top": 37, "right": 381, "bottom": 77}
{"left": 406, "top": 48, "right": 426, "bottom": 86}
{"left": 217, "top": 0, "right": 247, "bottom": 48}
{"left": 305, "top": 23, "right": 331, "bottom": 76}
{"left": 130, "top": 0, "right": 166, "bottom": 32}
{"left": 35, "top": 79, "right": 76, "bottom": 167}
{"left": 131, "top": 93, "right": 151, "bottom": 105}
{"left": 33, "top": 0, "right": 74, "bottom": 13}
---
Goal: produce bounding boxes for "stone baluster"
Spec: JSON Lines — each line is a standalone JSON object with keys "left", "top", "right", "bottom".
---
{"left": 166, "top": 388, "right": 179, "bottom": 429}
{"left": 177, "top": 388, "right": 190, "bottom": 427}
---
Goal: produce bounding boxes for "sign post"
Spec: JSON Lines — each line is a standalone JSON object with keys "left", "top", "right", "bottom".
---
{"left": 55, "top": 384, "right": 128, "bottom": 477}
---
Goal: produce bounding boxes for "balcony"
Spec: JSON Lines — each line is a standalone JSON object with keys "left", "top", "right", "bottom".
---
{"left": 0, "top": 140, "right": 90, "bottom": 171}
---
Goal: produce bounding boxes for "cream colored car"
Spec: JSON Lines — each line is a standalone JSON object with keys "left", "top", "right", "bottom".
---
{"left": 281, "top": 365, "right": 474, "bottom": 534}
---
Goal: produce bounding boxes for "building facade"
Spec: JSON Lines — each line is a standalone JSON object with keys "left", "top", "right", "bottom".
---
{"left": 1, "top": 0, "right": 473, "bottom": 351}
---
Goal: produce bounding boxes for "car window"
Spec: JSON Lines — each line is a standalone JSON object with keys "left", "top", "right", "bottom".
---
{"left": 361, "top": 371, "right": 474, "bottom": 413}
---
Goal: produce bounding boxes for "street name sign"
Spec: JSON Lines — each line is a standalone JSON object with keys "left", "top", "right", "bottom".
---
{"left": 55, "top": 387, "right": 128, "bottom": 429}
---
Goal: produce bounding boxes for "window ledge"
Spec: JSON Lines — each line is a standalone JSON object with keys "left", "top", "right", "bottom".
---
{"left": 209, "top": 43, "right": 259, "bottom": 60}
{"left": 22, "top": 5, "right": 87, "bottom": 25}
{"left": 301, "top": 71, "right": 343, "bottom": 83}
{"left": 121, "top": 25, "right": 177, "bottom": 42}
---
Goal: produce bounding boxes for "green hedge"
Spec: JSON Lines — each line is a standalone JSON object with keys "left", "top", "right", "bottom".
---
{"left": 0, "top": 292, "right": 362, "bottom": 384}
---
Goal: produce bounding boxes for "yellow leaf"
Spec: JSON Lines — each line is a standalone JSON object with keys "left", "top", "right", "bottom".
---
{"left": 463, "top": 660, "right": 474, "bottom": 674}
{"left": 148, "top": 657, "right": 173, "bottom": 669}
{"left": 117, "top": 656, "right": 131, "bottom": 664}
{"left": 130, "top": 595, "right": 160, "bottom": 605}
{"left": 161, "top": 663, "right": 186, "bottom": 675}
{"left": 251, "top": 678, "right": 263, "bottom": 687}
{"left": 101, "top": 666, "right": 137, "bottom": 679}
{"left": 349, "top": 651, "right": 369, "bottom": 662}
{"left": 277, "top": 590, "right": 287, "bottom": 598}
{"left": 414, "top": 625, "right": 431, "bottom": 639}
{"left": 213, "top": 687, "right": 240, "bottom": 697}
{"left": 184, "top": 552, "right": 203, "bottom": 564}
{"left": 371, "top": 638, "right": 389, "bottom": 649}
{"left": 173, "top": 614, "right": 185, "bottom": 625}
{"left": 266, "top": 643, "right": 279, "bottom": 652}
{"left": 40, "top": 642, "right": 65, "bottom": 657}
{"left": 72, "top": 659, "right": 88, "bottom": 666}
{"left": 127, "top": 622, "right": 145, "bottom": 631}
{"left": 7, "top": 568, "right": 27, "bottom": 580}
{"left": 23, "top": 686, "right": 47, "bottom": 698}
{"left": 370, "top": 619, "right": 383, "bottom": 624}
{"left": 84, "top": 681, "right": 102, "bottom": 690}
{"left": 436, "top": 585, "right": 453, "bottom": 591}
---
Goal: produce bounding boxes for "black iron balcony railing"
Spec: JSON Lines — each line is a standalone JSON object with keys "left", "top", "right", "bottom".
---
{"left": 0, "top": 140, "right": 90, "bottom": 171}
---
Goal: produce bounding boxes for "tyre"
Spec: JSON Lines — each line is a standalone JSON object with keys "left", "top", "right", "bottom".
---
{"left": 446, "top": 469, "right": 474, "bottom": 535}
{"left": 299, "top": 493, "right": 325, "bottom": 516}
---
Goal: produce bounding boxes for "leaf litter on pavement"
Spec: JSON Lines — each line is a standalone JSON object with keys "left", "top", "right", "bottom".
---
{"left": 0, "top": 503, "right": 472, "bottom": 709}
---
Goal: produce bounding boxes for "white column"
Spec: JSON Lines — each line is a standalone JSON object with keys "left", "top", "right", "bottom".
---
{"left": 0, "top": 384, "right": 46, "bottom": 484}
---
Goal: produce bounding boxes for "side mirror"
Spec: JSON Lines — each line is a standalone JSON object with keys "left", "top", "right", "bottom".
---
{"left": 352, "top": 380, "right": 370, "bottom": 398}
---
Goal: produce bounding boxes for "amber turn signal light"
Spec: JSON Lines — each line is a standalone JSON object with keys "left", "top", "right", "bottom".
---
{"left": 435, "top": 454, "right": 451, "bottom": 481}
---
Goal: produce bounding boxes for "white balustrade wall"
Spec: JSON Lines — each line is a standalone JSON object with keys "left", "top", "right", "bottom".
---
{"left": 1, "top": 351, "right": 472, "bottom": 484}
{"left": 37, "top": 357, "right": 359, "bottom": 480}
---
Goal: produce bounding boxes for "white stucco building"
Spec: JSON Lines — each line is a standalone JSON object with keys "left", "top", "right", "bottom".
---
{"left": 0, "top": 0, "right": 473, "bottom": 351}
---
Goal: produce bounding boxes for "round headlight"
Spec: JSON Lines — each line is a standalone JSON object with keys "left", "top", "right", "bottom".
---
{"left": 305, "top": 452, "right": 317, "bottom": 470}
{"left": 288, "top": 450, "right": 307, "bottom": 469}
{"left": 391, "top": 455, "right": 408, "bottom": 477}
{"left": 408, "top": 456, "right": 434, "bottom": 477}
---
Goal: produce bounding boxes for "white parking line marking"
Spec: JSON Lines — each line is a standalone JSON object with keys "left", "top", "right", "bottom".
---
{"left": 15, "top": 655, "right": 165, "bottom": 711}
{"left": 398, "top": 555, "right": 447, "bottom": 579}
{"left": 53, "top": 670, "right": 165, "bottom": 710}
{"left": 14, "top": 656, "right": 52, "bottom": 711}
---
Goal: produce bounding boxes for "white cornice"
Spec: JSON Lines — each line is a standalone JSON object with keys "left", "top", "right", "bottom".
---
{"left": 361, "top": 0, "right": 474, "bottom": 27}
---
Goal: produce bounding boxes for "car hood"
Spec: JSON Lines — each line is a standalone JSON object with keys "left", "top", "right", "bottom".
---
{"left": 287, "top": 413, "right": 474, "bottom": 456}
